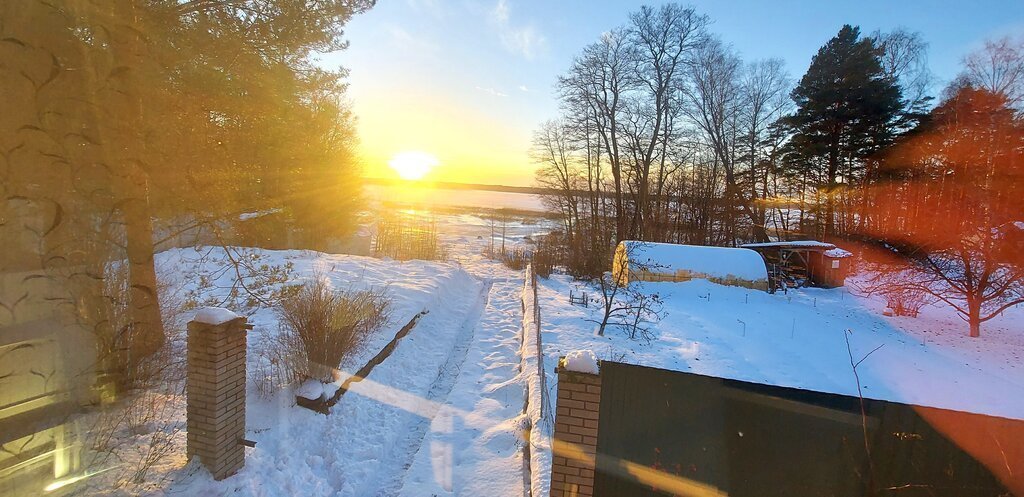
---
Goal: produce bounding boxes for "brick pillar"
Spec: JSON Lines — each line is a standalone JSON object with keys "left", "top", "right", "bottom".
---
{"left": 551, "top": 358, "right": 602, "bottom": 497}
{"left": 186, "top": 314, "right": 249, "bottom": 480}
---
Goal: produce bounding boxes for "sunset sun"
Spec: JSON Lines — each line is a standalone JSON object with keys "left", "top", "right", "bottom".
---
{"left": 389, "top": 151, "right": 438, "bottom": 181}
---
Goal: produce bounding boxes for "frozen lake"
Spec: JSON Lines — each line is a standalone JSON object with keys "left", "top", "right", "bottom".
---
{"left": 364, "top": 184, "right": 548, "bottom": 213}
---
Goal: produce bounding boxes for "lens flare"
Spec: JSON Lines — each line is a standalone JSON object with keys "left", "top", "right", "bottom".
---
{"left": 388, "top": 151, "right": 438, "bottom": 181}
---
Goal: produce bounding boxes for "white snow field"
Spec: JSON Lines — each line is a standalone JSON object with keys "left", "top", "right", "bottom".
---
{"left": 537, "top": 273, "right": 1024, "bottom": 420}
{"left": 88, "top": 209, "right": 1021, "bottom": 496}
{"left": 133, "top": 216, "right": 544, "bottom": 497}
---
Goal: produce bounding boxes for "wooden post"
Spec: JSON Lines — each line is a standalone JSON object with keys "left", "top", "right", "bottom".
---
{"left": 551, "top": 357, "right": 602, "bottom": 497}
{"left": 186, "top": 312, "right": 250, "bottom": 480}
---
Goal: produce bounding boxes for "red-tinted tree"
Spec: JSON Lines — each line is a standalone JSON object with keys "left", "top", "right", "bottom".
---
{"left": 863, "top": 87, "right": 1024, "bottom": 337}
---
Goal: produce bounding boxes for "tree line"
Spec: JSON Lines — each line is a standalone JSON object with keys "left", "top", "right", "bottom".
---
{"left": 533, "top": 4, "right": 1024, "bottom": 336}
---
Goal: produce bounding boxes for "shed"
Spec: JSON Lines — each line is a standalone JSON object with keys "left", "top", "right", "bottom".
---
{"left": 740, "top": 241, "right": 852, "bottom": 289}
{"left": 612, "top": 241, "right": 770, "bottom": 291}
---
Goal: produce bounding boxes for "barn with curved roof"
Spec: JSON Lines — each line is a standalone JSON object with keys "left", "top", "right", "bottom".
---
{"left": 612, "top": 241, "right": 770, "bottom": 290}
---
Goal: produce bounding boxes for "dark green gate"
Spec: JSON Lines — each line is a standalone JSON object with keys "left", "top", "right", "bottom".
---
{"left": 593, "top": 361, "right": 1017, "bottom": 497}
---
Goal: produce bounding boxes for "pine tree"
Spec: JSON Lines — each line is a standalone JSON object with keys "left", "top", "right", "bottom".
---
{"left": 784, "top": 25, "right": 904, "bottom": 239}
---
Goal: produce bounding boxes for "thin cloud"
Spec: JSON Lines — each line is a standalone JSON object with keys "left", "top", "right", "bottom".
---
{"left": 387, "top": 25, "right": 439, "bottom": 53}
{"left": 489, "top": 0, "right": 546, "bottom": 60}
{"left": 518, "top": 85, "right": 529, "bottom": 92}
{"left": 475, "top": 86, "right": 509, "bottom": 97}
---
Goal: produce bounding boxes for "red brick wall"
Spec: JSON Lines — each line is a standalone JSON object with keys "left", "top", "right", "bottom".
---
{"left": 551, "top": 362, "right": 602, "bottom": 497}
{"left": 186, "top": 317, "right": 248, "bottom": 480}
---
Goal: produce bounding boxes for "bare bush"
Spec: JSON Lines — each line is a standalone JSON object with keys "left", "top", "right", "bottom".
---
{"left": 374, "top": 212, "right": 448, "bottom": 261}
{"left": 276, "top": 277, "right": 392, "bottom": 382}
{"left": 884, "top": 286, "right": 928, "bottom": 318}
{"left": 78, "top": 264, "right": 190, "bottom": 492}
{"left": 856, "top": 264, "right": 933, "bottom": 318}
{"left": 531, "top": 235, "right": 557, "bottom": 278}
{"left": 500, "top": 248, "right": 529, "bottom": 271}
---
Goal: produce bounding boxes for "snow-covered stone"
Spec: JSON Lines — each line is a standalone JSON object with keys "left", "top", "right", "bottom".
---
{"left": 295, "top": 379, "right": 325, "bottom": 401}
{"left": 563, "top": 349, "right": 599, "bottom": 374}
{"left": 193, "top": 306, "right": 241, "bottom": 325}
{"left": 321, "top": 382, "right": 340, "bottom": 399}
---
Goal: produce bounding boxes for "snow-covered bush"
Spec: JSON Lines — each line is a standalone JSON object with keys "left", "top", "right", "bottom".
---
{"left": 275, "top": 278, "right": 392, "bottom": 383}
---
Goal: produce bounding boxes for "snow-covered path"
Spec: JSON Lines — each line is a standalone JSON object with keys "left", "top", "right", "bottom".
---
{"left": 370, "top": 280, "right": 494, "bottom": 495}
{"left": 124, "top": 213, "right": 553, "bottom": 497}
{"left": 395, "top": 276, "right": 527, "bottom": 496}
{"left": 155, "top": 246, "right": 534, "bottom": 497}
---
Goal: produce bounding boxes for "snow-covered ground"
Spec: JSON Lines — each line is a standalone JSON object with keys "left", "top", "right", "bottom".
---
{"left": 537, "top": 272, "right": 1024, "bottom": 420}
{"left": 82, "top": 205, "right": 1022, "bottom": 496}
{"left": 89, "top": 210, "right": 551, "bottom": 497}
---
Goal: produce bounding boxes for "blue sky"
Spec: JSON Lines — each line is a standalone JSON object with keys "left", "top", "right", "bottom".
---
{"left": 318, "top": 0, "right": 1024, "bottom": 186}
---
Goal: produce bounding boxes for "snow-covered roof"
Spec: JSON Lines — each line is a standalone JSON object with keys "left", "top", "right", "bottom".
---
{"left": 618, "top": 241, "right": 768, "bottom": 282}
{"left": 239, "top": 208, "right": 283, "bottom": 221}
{"left": 823, "top": 248, "right": 853, "bottom": 258}
{"left": 741, "top": 240, "right": 836, "bottom": 250}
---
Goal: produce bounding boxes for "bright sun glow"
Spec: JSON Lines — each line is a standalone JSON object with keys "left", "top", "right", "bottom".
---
{"left": 388, "top": 151, "right": 438, "bottom": 181}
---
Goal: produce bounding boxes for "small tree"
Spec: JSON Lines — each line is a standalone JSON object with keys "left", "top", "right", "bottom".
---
{"left": 589, "top": 242, "right": 665, "bottom": 338}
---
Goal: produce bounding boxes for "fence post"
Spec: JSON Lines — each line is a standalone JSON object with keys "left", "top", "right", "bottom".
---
{"left": 186, "top": 310, "right": 250, "bottom": 480}
{"left": 551, "top": 357, "right": 602, "bottom": 497}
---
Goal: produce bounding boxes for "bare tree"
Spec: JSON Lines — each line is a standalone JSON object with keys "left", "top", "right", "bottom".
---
{"left": 863, "top": 87, "right": 1024, "bottom": 337}
{"left": 959, "top": 37, "right": 1024, "bottom": 109}
{"left": 624, "top": 4, "right": 708, "bottom": 240}
{"left": 738, "top": 58, "right": 791, "bottom": 241}
{"left": 532, "top": 120, "right": 581, "bottom": 238}
{"left": 680, "top": 36, "right": 752, "bottom": 243}
{"left": 874, "top": 28, "right": 934, "bottom": 120}
{"left": 559, "top": 29, "right": 635, "bottom": 241}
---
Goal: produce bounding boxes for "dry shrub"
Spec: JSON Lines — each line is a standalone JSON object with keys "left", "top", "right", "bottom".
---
{"left": 855, "top": 264, "right": 931, "bottom": 318}
{"left": 374, "top": 211, "right": 448, "bottom": 261}
{"left": 78, "top": 263, "right": 190, "bottom": 493}
{"left": 500, "top": 247, "right": 529, "bottom": 271}
{"left": 884, "top": 286, "right": 928, "bottom": 317}
{"left": 275, "top": 276, "right": 392, "bottom": 382}
{"left": 531, "top": 236, "right": 556, "bottom": 277}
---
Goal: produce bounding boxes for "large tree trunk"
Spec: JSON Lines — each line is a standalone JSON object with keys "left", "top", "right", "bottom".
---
{"left": 125, "top": 168, "right": 166, "bottom": 361}
{"left": 967, "top": 295, "right": 981, "bottom": 338}
{"left": 114, "top": 0, "right": 165, "bottom": 366}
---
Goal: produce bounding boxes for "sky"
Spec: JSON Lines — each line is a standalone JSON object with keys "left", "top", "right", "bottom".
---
{"left": 317, "top": 0, "right": 1024, "bottom": 187}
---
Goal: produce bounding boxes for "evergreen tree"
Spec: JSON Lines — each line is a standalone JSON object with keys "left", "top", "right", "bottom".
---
{"left": 1, "top": 0, "right": 371, "bottom": 380}
{"left": 783, "top": 25, "right": 903, "bottom": 239}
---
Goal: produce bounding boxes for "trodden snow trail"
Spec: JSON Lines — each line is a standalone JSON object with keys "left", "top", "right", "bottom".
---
{"left": 363, "top": 279, "right": 494, "bottom": 496}
{"left": 395, "top": 276, "right": 529, "bottom": 496}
